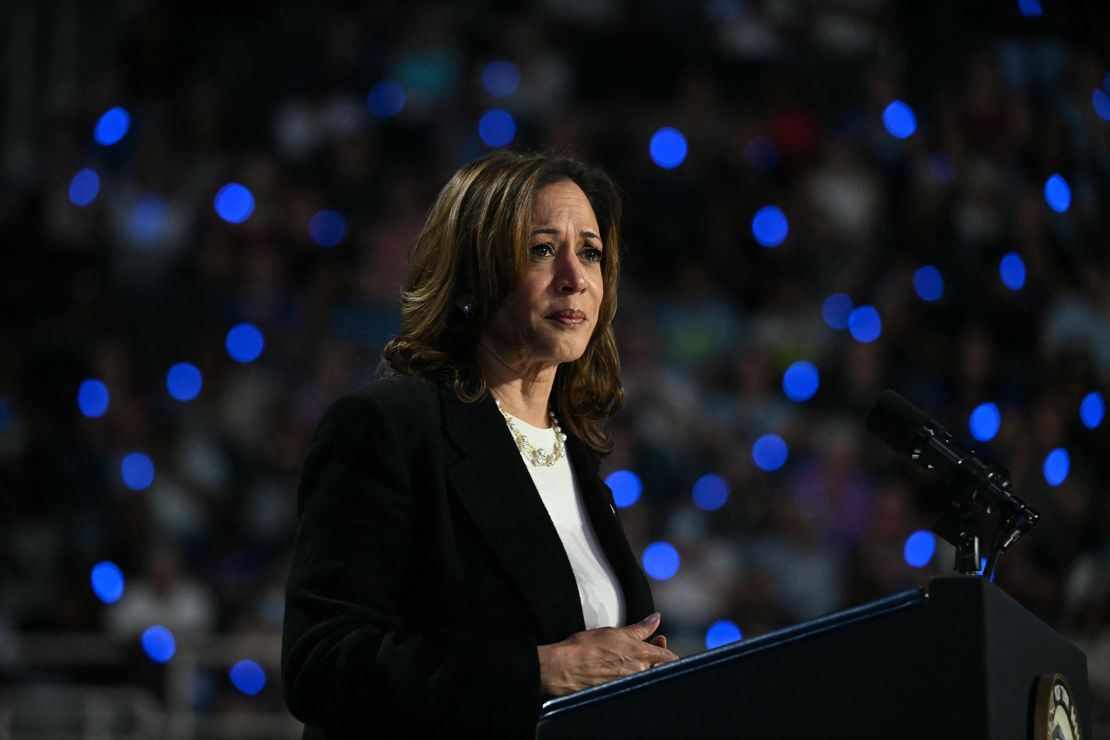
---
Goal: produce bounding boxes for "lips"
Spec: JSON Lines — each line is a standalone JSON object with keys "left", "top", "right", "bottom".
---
{"left": 547, "top": 309, "right": 587, "bottom": 325}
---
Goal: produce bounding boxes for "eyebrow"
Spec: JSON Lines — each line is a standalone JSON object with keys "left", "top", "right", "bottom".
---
{"left": 531, "top": 227, "right": 603, "bottom": 241}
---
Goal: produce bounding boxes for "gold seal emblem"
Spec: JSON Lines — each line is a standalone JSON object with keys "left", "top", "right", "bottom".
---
{"left": 1032, "top": 673, "right": 1082, "bottom": 740}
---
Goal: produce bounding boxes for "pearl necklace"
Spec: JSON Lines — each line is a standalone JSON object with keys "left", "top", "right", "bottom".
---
{"left": 495, "top": 399, "right": 567, "bottom": 467}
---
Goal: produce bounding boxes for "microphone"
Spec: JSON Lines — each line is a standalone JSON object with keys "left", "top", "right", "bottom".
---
{"left": 865, "top": 390, "right": 1008, "bottom": 491}
{"left": 865, "top": 390, "right": 1038, "bottom": 564}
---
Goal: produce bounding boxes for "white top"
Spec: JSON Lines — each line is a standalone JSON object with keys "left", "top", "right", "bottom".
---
{"left": 507, "top": 413, "right": 625, "bottom": 629}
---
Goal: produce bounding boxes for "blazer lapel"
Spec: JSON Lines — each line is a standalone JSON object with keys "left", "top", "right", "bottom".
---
{"left": 441, "top": 387, "right": 586, "bottom": 644}
{"left": 565, "top": 436, "right": 655, "bottom": 624}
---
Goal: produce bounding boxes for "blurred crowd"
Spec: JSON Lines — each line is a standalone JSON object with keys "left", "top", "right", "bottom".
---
{"left": 2, "top": 0, "right": 1108, "bottom": 729}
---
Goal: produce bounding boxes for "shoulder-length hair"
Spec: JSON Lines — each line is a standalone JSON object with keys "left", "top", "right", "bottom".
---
{"left": 382, "top": 150, "right": 624, "bottom": 455}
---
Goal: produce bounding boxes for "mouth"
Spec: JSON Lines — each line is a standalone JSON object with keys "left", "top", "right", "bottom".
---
{"left": 546, "top": 309, "right": 587, "bottom": 326}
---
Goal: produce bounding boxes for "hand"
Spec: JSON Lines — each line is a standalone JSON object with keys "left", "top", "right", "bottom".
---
{"left": 537, "top": 612, "right": 679, "bottom": 697}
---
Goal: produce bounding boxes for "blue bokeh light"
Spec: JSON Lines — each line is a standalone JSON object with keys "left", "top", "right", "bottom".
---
{"left": 367, "top": 80, "right": 405, "bottom": 118}
{"left": 229, "top": 659, "right": 267, "bottom": 696}
{"left": 848, "top": 305, "right": 882, "bottom": 343}
{"left": 782, "top": 360, "right": 819, "bottom": 402}
{"left": 1044, "top": 174, "right": 1071, "bottom": 213}
{"left": 913, "top": 265, "right": 944, "bottom": 302}
{"left": 166, "top": 363, "right": 203, "bottom": 402}
{"left": 478, "top": 108, "right": 516, "bottom": 148}
{"left": 882, "top": 100, "right": 917, "bottom": 139}
{"left": 68, "top": 168, "right": 101, "bottom": 207}
{"left": 705, "top": 620, "right": 743, "bottom": 649}
{"left": 77, "top": 379, "right": 110, "bottom": 418}
{"left": 91, "top": 561, "right": 125, "bottom": 604}
{"left": 642, "top": 541, "right": 680, "bottom": 581}
{"left": 225, "top": 323, "right": 264, "bottom": 363}
{"left": 214, "top": 183, "right": 255, "bottom": 224}
{"left": 744, "top": 136, "right": 779, "bottom": 172}
{"left": 141, "top": 626, "right": 176, "bottom": 664}
{"left": 752, "top": 434, "right": 788, "bottom": 472}
{"left": 692, "top": 474, "right": 729, "bottom": 511}
{"left": 1093, "top": 89, "right": 1110, "bottom": 122}
{"left": 482, "top": 61, "right": 520, "bottom": 97}
{"left": 969, "top": 402, "right": 1001, "bottom": 442}
{"left": 1017, "top": 0, "right": 1043, "bottom": 16}
{"left": 904, "top": 530, "right": 936, "bottom": 568}
{"left": 128, "top": 195, "right": 167, "bottom": 246}
{"left": 94, "top": 107, "right": 130, "bottom": 146}
{"left": 1080, "top": 392, "right": 1105, "bottom": 429}
{"left": 649, "top": 127, "right": 688, "bottom": 169}
{"left": 308, "top": 210, "right": 347, "bottom": 248}
{"left": 1043, "top": 448, "right": 1070, "bottom": 487}
{"left": 605, "top": 470, "right": 643, "bottom": 509}
{"left": 999, "top": 252, "right": 1026, "bottom": 290}
{"left": 751, "top": 206, "right": 789, "bottom": 248}
{"left": 121, "top": 453, "right": 155, "bottom": 491}
{"left": 822, "top": 293, "right": 854, "bottom": 330}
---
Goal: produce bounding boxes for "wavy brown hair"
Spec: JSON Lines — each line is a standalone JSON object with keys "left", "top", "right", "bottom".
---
{"left": 382, "top": 150, "right": 624, "bottom": 455}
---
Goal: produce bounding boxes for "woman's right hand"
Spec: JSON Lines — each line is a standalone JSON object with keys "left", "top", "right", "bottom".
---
{"left": 537, "top": 612, "right": 679, "bottom": 697}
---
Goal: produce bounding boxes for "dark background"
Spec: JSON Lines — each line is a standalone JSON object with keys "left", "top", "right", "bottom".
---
{"left": 1, "top": 0, "right": 1108, "bottom": 736}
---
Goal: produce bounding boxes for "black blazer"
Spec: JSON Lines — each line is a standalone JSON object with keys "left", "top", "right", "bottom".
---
{"left": 281, "top": 375, "right": 654, "bottom": 739}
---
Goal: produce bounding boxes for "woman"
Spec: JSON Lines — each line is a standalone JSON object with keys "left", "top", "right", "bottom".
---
{"left": 282, "top": 151, "right": 677, "bottom": 739}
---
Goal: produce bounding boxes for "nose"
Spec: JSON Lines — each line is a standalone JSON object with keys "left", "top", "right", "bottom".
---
{"left": 554, "top": 249, "right": 588, "bottom": 294}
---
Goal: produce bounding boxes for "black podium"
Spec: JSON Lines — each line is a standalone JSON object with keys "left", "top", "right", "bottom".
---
{"left": 537, "top": 577, "right": 1091, "bottom": 739}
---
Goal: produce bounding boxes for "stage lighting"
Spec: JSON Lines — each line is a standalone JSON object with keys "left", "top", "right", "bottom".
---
{"left": 848, "top": 305, "right": 882, "bottom": 343}
{"left": 230, "top": 660, "right": 267, "bottom": 695}
{"left": 903, "top": 530, "right": 936, "bottom": 568}
{"left": 482, "top": 61, "right": 520, "bottom": 97}
{"left": 783, "top": 361, "right": 819, "bottom": 402}
{"left": 642, "top": 541, "right": 680, "bottom": 580}
{"left": 91, "top": 561, "right": 125, "bottom": 604}
{"left": 121, "top": 453, "right": 155, "bottom": 491}
{"left": 705, "top": 620, "right": 742, "bottom": 649}
{"left": 142, "top": 626, "right": 176, "bottom": 663}
{"left": 751, "top": 206, "right": 788, "bottom": 248}
{"left": 649, "top": 127, "right": 687, "bottom": 169}
{"left": 77, "top": 379, "right": 110, "bottom": 418}
{"left": 605, "top": 470, "right": 642, "bottom": 508}
{"left": 68, "top": 168, "right": 101, "bottom": 207}
{"left": 214, "top": 183, "right": 255, "bottom": 224}
{"left": 822, "top": 293, "right": 854, "bottom": 330}
{"left": 692, "top": 474, "right": 729, "bottom": 511}
{"left": 999, "top": 252, "right": 1026, "bottom": 290}
{"left": 1044, "top": 174, "right": 1071, "bottom": 213}
{"left": 1043, "top": 449, "right": 1069, "bottom": 487}
{"left": 882, "top": 100, "right": 917, "bottom": 139}
{"left": 94, "top": 107, "right": 130, "bottom": 146}
{"left": 913, "top": 266, "right": 944, "bottom": 302}
{"left": 752, "top": 435, "right": 788, "bottom": 472}
{"left": 479, "top": 109, "right": 516, "bottom": 147}
{"left": 368, "top": 81, "right": 405, "bottom": 118}
{"left": 969, "top": 403, "right": 1001, "bottom": 442}
{"left": 308, "top": 210, "right": 347, "bottom": 248}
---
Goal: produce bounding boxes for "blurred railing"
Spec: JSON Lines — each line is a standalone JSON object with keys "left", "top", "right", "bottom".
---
{"left": 0, "top": 633, "right": 301, "bottom": 740}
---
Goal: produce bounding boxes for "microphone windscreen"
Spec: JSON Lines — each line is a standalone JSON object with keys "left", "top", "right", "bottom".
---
{"left": 865, "top": 390, "right": 933, "bottom": 455}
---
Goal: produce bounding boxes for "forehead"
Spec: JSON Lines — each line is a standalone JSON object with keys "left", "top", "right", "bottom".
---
{"left": 531, "top": 180, "right": 598, "bottom": 227}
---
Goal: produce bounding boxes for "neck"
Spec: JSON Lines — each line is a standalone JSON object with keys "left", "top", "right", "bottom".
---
{"left": 478, "top": 342, "right": 557, "bottom": 428}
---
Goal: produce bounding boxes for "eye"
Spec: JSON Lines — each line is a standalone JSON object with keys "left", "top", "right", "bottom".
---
{"left": 530, "top": 243, "right": 556, "bottom": 259}
{"left": 582, "top": 246, "right": 604, "bottom": 263}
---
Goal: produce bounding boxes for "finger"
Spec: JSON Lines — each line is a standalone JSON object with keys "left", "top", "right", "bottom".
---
{"left": 650, "top": 634, "right": 668, "bottom": 650}
{"left": 623, "top": 612, "right": 661, "bottom": 640}
{"left": 635, "top": 641, "right": 679, "bottom": 664}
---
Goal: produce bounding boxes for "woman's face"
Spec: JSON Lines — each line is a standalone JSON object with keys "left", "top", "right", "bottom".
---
{"left": 480, "top": 179, "right": 604, "bottom": 374}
